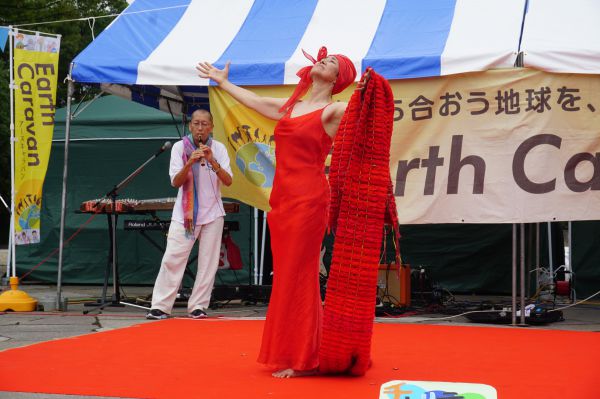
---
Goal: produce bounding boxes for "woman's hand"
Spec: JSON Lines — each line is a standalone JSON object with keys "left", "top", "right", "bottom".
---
{"left": 196, "top": 61, "right": 230, "bottom": 85}
{"left": 196, "top": 60, "right": 285, "bottom": 120}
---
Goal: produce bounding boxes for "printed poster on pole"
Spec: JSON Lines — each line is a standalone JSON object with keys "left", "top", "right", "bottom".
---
{"left": 13, "top": 31, "right": 60, "bottom": 244}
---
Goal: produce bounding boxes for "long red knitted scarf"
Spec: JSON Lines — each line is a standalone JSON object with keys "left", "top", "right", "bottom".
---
{"left": 320, "top": 68, "right": 400, "bottom": 376}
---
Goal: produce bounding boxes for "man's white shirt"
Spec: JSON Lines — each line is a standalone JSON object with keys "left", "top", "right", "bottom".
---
{"left": 169, "top": 138, "right": 233, "bottom": 225}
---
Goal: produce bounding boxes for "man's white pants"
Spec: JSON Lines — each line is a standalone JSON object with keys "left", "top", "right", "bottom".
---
{"left": 151, "top": 217, "right": 224, "bottom": 314}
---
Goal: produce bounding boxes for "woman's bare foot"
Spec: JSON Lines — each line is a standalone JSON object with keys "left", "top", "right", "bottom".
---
{"left": 272, "top": 368, "right": 318, "bottom": 378}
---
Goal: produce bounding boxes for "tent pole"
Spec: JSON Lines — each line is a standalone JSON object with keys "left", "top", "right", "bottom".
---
{"left": 513, "top": 44, "right": 525, "bottom": 325}
{"left": 5, "top": 219, "right": 12, "bottom": 280}
{"left": 535, "top": 222, "right": 540, "bottom": 292}
{"left": 519, "top": 223, "right": 526, "bottom": 325}
{"left": 567, "top": 221, "right": 572, "bottom": 272}
{"left": 568, "top": 221, "right": 574, "bottom": 301}
{"left": 71, "top": 90, "right": 104, "bottom": 119}
{"left": 547, "top": 221, "right": 553, "bottom": 276}
{"left": 525, "top": 223, "right": 533, "bottom": 298}
{"left": 56, "top": 64, "right": 75, "bottom": 311}
{"left": 259, "top": 212, "right": 267, "bottom": 286}
{"left": 253, "top": 208, "right": 258, "bottom": 285}
{"left": 8, "top": 26, "right": 16, "bottom": 278}
{"left": 511, "top": 224, "right": 517, "bottom": 325}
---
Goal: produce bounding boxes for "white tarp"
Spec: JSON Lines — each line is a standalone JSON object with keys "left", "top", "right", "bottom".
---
{"left": 521, "top": 0, "right": 600, "bottom": 74}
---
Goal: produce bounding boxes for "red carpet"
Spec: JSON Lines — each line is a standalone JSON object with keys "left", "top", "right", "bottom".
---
{"left": 0, "top": 319, "right": 597, "bottom": 398}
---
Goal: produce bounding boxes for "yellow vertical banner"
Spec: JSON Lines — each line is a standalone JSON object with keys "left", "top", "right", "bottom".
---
{"left": 13, "top": 32, "right": 60, "bottom": 245}
{"left": 209, "top": 86, "right": 290, "bottom": 210}
{"left": 209, "top": 85, "right": 354, "bottom": 210}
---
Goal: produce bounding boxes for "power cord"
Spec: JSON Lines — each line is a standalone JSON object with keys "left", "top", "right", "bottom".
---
{"left": 549, "top": 289, "right": 600, "bottom": 312}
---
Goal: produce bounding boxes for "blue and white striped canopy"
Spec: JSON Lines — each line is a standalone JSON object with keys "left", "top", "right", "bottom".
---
{"left": 73, "top": 0, "right": 528, "bottom": 86}
{"left": 71, "top": 0, "right": 600, "bottom": 113}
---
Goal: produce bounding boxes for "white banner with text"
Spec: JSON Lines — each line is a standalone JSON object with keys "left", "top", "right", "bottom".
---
{"left": 390, "top": 69, "right": 600, "bottom": 224}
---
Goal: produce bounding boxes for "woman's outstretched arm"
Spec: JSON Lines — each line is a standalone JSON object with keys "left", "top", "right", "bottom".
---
{"left": 197, "top": 61, "right": 286, "bottom": 121}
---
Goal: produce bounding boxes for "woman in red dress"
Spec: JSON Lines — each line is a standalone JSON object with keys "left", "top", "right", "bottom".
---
{"left": 197, "top": 48, "right": 356, "bottom": 378}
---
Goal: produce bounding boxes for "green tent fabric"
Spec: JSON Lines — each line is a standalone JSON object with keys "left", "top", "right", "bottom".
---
{"left": 16, "top": 95, "right": 585, "bottom": 298}
{"left": 397, "top": 224, "right": 513, "bottom": 294}
{"left": 52, "top": 95, "right": 183, "bottom": 140}
{"left": 375, "top": 222, "right": 565, "bottom": 296}
{"left": 16, "top": 95, "right": 252, "bottom": 287}
{"left": 571, "top": 222, "right": 600, "bottom": 298}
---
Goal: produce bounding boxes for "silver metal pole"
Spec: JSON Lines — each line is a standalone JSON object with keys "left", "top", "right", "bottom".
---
{"left": 520, "top": 224, "right": 526, "bottom": 325}
{"left": 512, "top": 223, "right": 517, "bottom": 325}
{"left": 8, "top": 26, "right": 16, "bottom": 278}
{"left": 259, "top": 212, "right": 267, "bottom": 286}
{"left": 56, "top": 65, "right": 75, "bottom": 311}
{"left": 526, "top": 222, "right": 533, "bottom": 298}
{"left": 118, "top": 301, "right": 149, "bottom": 311}
{"left": 515, "top": 44, "right": 526, "bottom": 325}
{"left": 0, "top": 194, "right": 9, "bottom": 211}
{"left": 110, "top": 211, "right": 117, "bottom": 298}
{"left": 6, "top": 218, "right": 13, "bottom": 279}
{"left": 253, "top": 207, "right": 258, "bottom": 285}
{"left": 567, "top": 221, "right": 572, "bottom": 272}
{"left": 535, "top": 222, "right": 540, "bottom": 292}
{"left": 547, "top": 221, "right": 553, "bottom": 276}
{"left": 72, "top": 90, "right": 104, "bottom": 119}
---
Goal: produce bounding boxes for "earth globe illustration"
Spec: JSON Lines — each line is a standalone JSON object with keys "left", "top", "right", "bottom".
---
{"left": 18, "top": 204, "right": 40, "bottom": 230}
{"left": 235, "top": 142, "right": 275, "bottom": 188}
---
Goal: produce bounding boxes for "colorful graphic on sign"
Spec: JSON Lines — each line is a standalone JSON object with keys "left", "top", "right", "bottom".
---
{"left": 380, "top": 380, "right": 497, "bottom": 399}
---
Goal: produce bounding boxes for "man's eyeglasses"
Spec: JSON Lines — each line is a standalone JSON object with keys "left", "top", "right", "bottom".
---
{"left": 192, "top": 121, "right": 212, "bottom": 127}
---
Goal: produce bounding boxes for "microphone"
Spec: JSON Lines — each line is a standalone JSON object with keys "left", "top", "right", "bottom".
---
{"left": 155, "top": 141, "right": 172, "bottom": 156}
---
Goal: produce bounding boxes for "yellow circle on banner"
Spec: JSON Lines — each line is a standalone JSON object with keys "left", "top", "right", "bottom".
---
{"left": 222, "top": 105, "right": 276, "bottom": 188}
{"left": 14, "top": 178, "right": 43, "bottom": 233}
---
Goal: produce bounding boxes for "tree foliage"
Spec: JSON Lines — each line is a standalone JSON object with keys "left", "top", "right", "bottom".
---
{"left": 0, "top": 0, "right": 128, "bottom": 246}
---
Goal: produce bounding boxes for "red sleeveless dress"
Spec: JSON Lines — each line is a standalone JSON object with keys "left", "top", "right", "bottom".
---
{"left": 257, "top": 105, "right": 332, "bottom": 371}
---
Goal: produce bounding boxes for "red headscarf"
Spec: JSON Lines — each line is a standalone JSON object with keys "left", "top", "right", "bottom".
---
{"left": 279, "top": 46, "right": 357, "bottom": 113}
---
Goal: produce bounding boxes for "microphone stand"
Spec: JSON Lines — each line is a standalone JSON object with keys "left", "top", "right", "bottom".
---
{"left": 0, "top": 193, "right": 10, "bottom": 213}
{"left": 84, "top": 144, "right": 170, "bottom": 314}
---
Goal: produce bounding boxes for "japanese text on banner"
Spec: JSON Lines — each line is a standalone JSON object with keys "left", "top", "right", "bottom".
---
{"left": 390, "top": 69, "right": 600, "bottom": 224}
